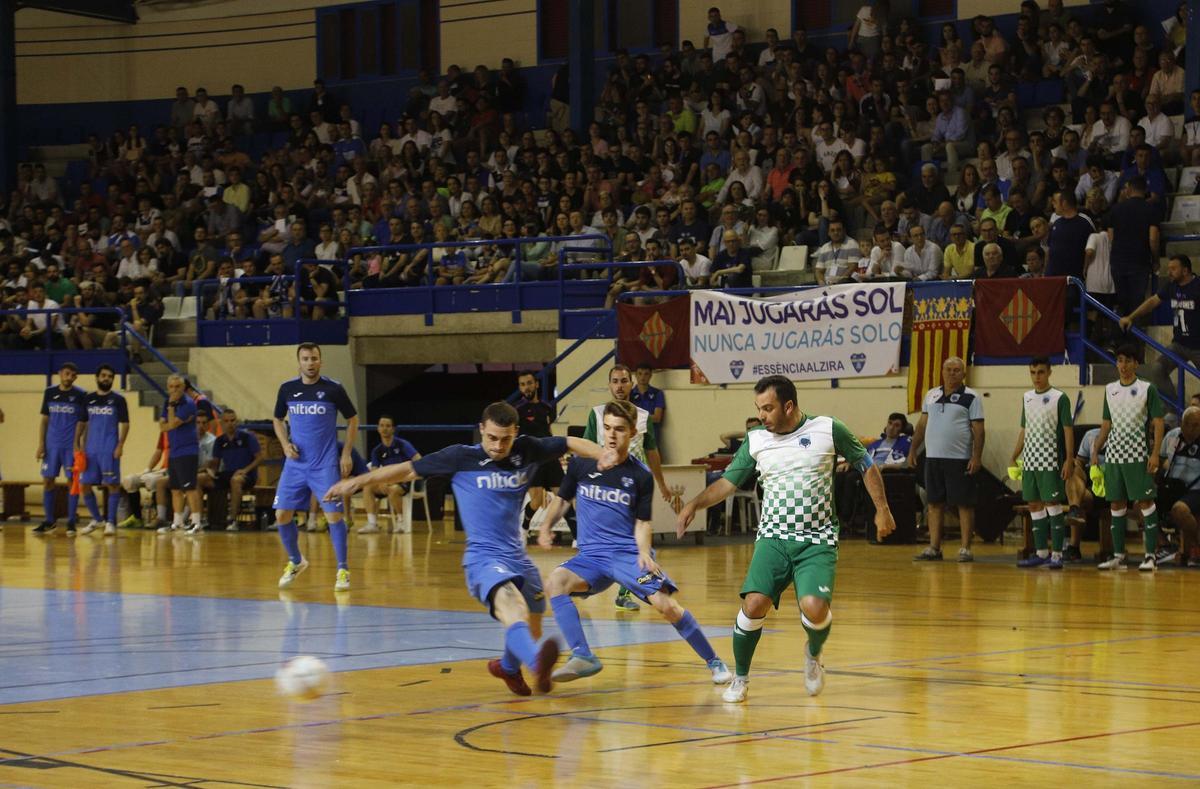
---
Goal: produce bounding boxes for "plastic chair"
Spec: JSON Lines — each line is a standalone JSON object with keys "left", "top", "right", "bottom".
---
{"left": 395, "top": 478, "right": 433, "bottom": 533}
{"left": 723, "top": 486, "right": 760, "bottom": 535}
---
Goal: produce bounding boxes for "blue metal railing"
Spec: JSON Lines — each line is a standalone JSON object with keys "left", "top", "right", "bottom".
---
{"left": 348, "top": 233, "right": 613, "bottom": 326}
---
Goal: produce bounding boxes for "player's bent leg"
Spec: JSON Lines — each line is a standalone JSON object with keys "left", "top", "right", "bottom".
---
{"left": 274, "top": 507, "right": 309, "bottom": 587}
{"left": 546, "top": 566, "right": 599, "bottom": 681}
{"left": 491, "top": 581, "right": 558, "bottom": 693}
{"left": 649, "top": 591, "right": 731, "bottom": 683}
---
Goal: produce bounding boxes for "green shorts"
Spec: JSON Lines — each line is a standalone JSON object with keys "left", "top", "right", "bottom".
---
{"left": 1102, "top": 461, "right": 1157, "bottom": 503}
{"left": 740, "top": 537, "right": 837, "bottom": 608}
{"left": 1021, "top": 469, "right": 1065, "bottom": 503}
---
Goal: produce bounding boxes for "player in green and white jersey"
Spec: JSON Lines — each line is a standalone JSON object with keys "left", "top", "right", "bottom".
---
{"left": 676, "top": 375, "right": 896, "bottom": 704}
{"left": 1011, "top": 357, "right": 1075, "bottom": 570}
{"left": 1092, "top": 345, "right": 1165, "bottom": 571}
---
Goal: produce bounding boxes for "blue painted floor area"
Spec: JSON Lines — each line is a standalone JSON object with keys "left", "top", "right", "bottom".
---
{"left": 0, "top": 587, "right": 720, "bottom": 705}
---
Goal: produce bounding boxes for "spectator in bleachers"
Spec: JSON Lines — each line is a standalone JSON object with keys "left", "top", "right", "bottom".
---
{"left": 1045, "top": 191, "right": 1094, "bottom": 278}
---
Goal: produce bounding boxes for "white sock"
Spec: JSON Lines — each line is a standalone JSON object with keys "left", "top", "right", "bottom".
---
{"left": 172, "top": 512, "right": 184, "bottom": 527}
{"left": 157, "top": 504, "right": 168, "bottom": 520}
{"left": 190, "top": 512, "right": 202, "bottom": 527}
{"left": 367, "top": 514, "right": 377, "bottom": 526}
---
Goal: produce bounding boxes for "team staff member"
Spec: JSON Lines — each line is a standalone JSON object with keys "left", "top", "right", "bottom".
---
{"left": 158, "top": 374, "right": 203, "bottom": 535}
{"left": 909, "top": 356, "right": 986, "bottom": 562}
{"left": 358, "top": 414, "right": 421, "bottom": 534}
{"left": 215, "top": 408, "right": 264, "bottom": 531}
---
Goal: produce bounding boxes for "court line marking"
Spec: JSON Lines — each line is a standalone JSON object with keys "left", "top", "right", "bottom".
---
{"left": 883, "top": 664, "right": 1200, "bottom": 693}
{"left": 699, "top": 724, "right": 863, "bottom": 747}
{"left": 699, "top": 719, "right": 1200, "bottom": 787}
{"left": 0, "top": 745, "right": 286, "bottom": 789}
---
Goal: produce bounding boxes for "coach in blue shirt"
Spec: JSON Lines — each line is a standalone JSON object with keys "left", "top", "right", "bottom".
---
{"left": 631, "top": 363, "right": 666, "bottom": 426}
{"left": 908, "top": 357, "right": 985, "bottom": 563}
{"left": 358, "top": 414, "right": 421, "bottom": 534}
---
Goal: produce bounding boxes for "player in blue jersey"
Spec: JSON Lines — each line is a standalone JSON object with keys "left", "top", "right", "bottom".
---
{"left": 537, "top": 400, "right": 733, "bottom": 683}
{"left": 158, "top": 374, "right": 205, "bottom": 535}
{"left": 34, "top": 362, "right": 88, "bottom": 535}
{"left": 326, "top": 401, "right": 618, "bottom": 696}
{"left": 357, "top": 414, "right": 421, "bottom": 534}
{"left": 272, "top": 343, "right": 359, "bottom": 592}
{"left": 78, "top": 364, "right": 129, "bottom": 536}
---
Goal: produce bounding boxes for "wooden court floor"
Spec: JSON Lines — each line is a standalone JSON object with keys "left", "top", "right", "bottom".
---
{"left": 0, "top": 521, "right": 1198, "bottom": 788}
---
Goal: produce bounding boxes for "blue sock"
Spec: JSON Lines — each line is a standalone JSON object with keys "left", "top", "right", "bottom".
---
{"left": 327, "top": 519, "right": 348, "bottom": 569}
{"left": 499, "top": 647, "right": 520, "bottom": 674}
{"left": 278, "top": 521, "right": 302, "bottom": 564}
{"left": 504, "top": 621, "right": 539, "bottom": 671}
{"left": 42, "top": 488, "right": 54, "bottom": 522}
{"left": 550, "top": 594, "right": 591, "bottom": 657}
{"left": 67, "top": 493, "right": 79, "bottom": 523}
{"left": 673, "top": 611, "right": 717, "bottom": 662}
{"left": 83, "top": 491, "right": 101, "bottom": 521}
{"left": 107, "top": 491, "right": 121, "bottom": 523}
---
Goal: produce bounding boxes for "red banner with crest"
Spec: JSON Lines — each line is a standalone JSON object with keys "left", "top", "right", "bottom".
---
{"left": 973, "top": 277, "right": 1066, "bottom": 357}
{"left": 616, "top": 296, "right": 691, "bottom": 369}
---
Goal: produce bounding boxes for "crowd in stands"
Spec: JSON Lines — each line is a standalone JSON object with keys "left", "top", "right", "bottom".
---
{"left": 0, "top": 0, "right": 1196, "bottom": 343}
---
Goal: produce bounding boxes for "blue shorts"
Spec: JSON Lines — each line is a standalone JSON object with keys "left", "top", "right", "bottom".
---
{"left": 41, "top": 446, "right": 74, "bottom": 480}
{"left": 560, "top": 551, "right": 677, "bottom": 603}
{"left": 273, "top": 461, "right": 344, "bottom": 513}
{"left": 81, "top": 451, "right": 121, "bottom": 486}
{"left": 464, "top": 553, "right": 546, "bottom": 618}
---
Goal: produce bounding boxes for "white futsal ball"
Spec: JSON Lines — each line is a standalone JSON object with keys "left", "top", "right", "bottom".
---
{"left": 275, "top": 656, "right": 330, "bottom": 701}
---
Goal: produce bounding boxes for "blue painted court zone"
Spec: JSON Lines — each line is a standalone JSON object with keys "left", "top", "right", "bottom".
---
{"left": 0, "top": 588, "right": 722, "bottom": 705}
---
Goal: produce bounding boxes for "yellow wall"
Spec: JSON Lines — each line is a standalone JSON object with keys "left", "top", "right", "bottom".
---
{"left": 0, "top": 375, "right": 161, "bottom": 483}
{"left": 439, "top": 0, "right": 537, "bottom": 70}
{"left": 957, "top": 0, "right": 1090, "bottom": 17}
{"left": 189, "top": 345, "right": 364, "bottom": 428}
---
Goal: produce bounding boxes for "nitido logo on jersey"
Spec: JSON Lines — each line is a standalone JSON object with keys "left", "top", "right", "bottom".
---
{"left": 577, "top": 484, "right": 633, "bottom": 506}
{"left": 289, "top": 403, "right": 329, "bottom": 416}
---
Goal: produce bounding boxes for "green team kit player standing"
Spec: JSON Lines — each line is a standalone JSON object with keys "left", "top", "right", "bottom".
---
{"left": 676, "top": 375, "right": 896, "bottom": 703}
{"left": 1011, "top": 356, "right": 1075, "bottom": 570}
{"left": 1092, "top": 345, "right": 1165, "bottom": 571}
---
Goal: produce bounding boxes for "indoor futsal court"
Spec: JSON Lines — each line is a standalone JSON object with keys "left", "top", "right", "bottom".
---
{"left": 1, "top": 528, "right": 1196, "bottom": 787}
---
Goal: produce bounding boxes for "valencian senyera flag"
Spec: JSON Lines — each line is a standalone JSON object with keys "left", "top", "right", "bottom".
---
{"left": 616, "top": 295, "right": 691, "bottom": 369}
{"left": 907, "top": 282, "right": 974, "bottom": 413}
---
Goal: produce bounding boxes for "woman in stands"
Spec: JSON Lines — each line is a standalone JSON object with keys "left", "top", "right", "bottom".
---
{"left": 953, "top": 164, "right": 982, "bottom": 219}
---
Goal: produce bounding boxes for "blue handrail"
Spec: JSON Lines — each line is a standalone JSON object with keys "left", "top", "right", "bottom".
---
{"left": 348, "top": 233, "right": 613, "bottom": 326}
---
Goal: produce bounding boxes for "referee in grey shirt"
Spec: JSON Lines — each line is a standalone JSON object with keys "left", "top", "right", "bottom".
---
{"left": 908, "top": 357, "right": 986, "bottom": 562}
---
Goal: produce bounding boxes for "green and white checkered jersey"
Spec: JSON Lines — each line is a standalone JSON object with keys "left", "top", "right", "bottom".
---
{"left": 1019, "top": 387, "right": 1072, "bottom": 471}
{"left": 1101, "top": 378, "right": 1164, "bottom": 464}
{"left": 722, "top": 416, "right": 867, "bottom": 546}
{"left": 584, "top": 403, "right": 657, "bottom": 462}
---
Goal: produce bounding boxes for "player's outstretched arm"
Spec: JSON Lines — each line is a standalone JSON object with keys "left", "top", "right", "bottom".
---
{"left": 861, "top": 463, "right": 896, "bottom": 540}
{"left": 676, "top": 477, "right": 737, "bottom": 538}
{"left": 634, "top": 519, "right": 662, "bottom": 574}
{"left": 324, "top": 460, "right": 418, "bottom": 500}
{"left": 537, "top": 495, "right": 571, "bottom": 550}
{"left": 564, "top": 436, "right": 619, "bottom": 470}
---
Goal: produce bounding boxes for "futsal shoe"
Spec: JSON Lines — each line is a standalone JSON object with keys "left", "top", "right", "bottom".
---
{"left": 1063, "top": 545, "right": 1083, "bottom": 563}
{"left": 913, "top": 546, "right": 942, "bottom": 561}
{"left": 1017, "top": 553, "right": 1050, "bottom": 568}
{"left": 614, "top": 589, "right": 640, "bottom": 611}
{"left": 708, "top": 658, "right": 733, "bottom": 684}
{"left": 225, "top": 521, "right": 239, "bottom": 532}
{"left": 334, "top": 569, "right": 351, "bottom": 591}
{"left": 957, "top": 547, "right": 974, "bottom": 563}
{"left": 1154, "top": 546, "right": 1177, "bottom": 565}
{"left": 356, "top": 523, "right": 380, "bottom": 534}
{"left": 1097, "top": 554, "right": 1127, "bottom": 570}
{"left": 1046, "top": 554, "right": 1064, "bottom": 570}
{"left": 155, "top": 523, "right": 176, "bottom": 534}
{"left": 103, "top": 523, "right": 116, "bottom": 536}
{"left": 487, "top": 659, "right": 532, "bottom": 696}
{"left": 185, "top": 522, "right": 204, "bottom": 535}
{"left": 722, "top": 676, "right": 749, "bottom": 703}
{"left": 551, "top": 654, "right": 603, "bottom": 683}
{"left": 119, "top": 515, "right": 142, "bottom": 529}
{"left": 1138, "top": 554, "right": 1157, "bottom": 572}
{"left": 804, "top": 650, "right": 825, "bottom": 696}
{"left": 533, "top": 639, "right": 561, "bottom": 694}
{"left": 79, "top": 520, "right": 100, "bottom": 536}
{"left": 33, "top": 521, "right": 57, "bottom": 535}
{"left": 65, "top": 521, "right": 77, "bottom": 537}
{"left": 278, "top": 558, "right": 310, "bottom": 588}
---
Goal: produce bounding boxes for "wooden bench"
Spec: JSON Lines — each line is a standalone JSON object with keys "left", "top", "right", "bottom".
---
{"left": 2, "top": 481, "right": 70, "bottom": 520}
